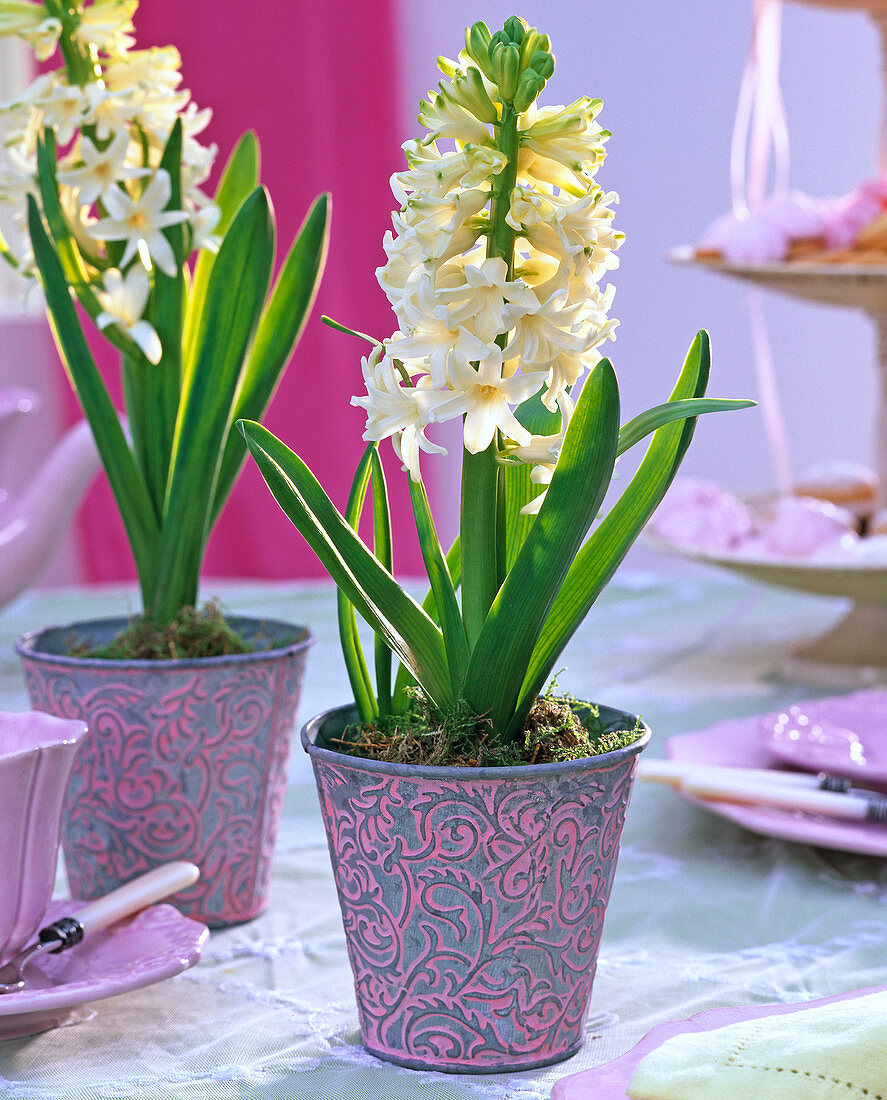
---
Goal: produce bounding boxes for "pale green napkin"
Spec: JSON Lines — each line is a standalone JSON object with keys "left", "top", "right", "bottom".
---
{"left": 627, "top": 990, "right": 887, "bottom": 1099}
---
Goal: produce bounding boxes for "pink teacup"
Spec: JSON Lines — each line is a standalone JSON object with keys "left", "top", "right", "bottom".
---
{"left": 0, "top": 712, "right": 88, "bottom": 963}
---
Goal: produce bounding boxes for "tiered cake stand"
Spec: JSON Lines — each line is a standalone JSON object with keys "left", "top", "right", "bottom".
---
{"left": 663, "top": 0, "right": 887, "bottom": 684}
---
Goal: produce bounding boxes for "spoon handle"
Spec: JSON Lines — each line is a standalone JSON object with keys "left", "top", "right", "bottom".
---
{"left": 75, "top": 862, "right": 200, "bottom": 936}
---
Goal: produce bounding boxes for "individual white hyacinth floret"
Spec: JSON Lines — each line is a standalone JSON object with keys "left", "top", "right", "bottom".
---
{"left": 353, "top": 12, "right": 623, "bottom": 506}
{"left": 95, "top": 265, "right": 161, "bottom": 363}
{"left": 88, "top": 168, "right": 188, "bottom": 276}
{"left": 57, "top": 129, "right": 149, "bottom": 205}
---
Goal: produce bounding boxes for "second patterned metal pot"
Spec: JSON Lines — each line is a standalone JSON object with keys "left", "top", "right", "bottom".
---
{"left": 17, "top": 615, "right": 312, "bottom": 927}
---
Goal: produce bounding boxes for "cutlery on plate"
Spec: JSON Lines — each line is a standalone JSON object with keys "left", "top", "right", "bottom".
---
{"left": 0, "top": 861, "right": 199, "bottom": 994}
{"left": 639, "top": 758, "right": 883, "bottom": 796}
{"left": 638, "top": 759, "right": 887, "bottom": 823}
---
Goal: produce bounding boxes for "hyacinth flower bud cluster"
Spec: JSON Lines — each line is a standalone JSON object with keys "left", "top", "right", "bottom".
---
{"left": 354, "top": 15, "right": 623, "bottom": 511}
{"left": 0, "top": 0, "right": 219, "bottom": 364}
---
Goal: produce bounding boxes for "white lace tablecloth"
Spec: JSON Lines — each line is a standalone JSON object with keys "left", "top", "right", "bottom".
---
{"left": 1, "top": 561, "right": 885, "bottom": 1099}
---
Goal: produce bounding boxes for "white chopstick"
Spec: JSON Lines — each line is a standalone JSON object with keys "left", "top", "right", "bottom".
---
{"left": 639, "top": 759, "right": 828, "bottom": 789}
{"left": 638, "top": 759, "right": 887, "bottom": 823}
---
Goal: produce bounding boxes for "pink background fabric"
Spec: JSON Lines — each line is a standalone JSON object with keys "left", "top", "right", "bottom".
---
{"left": 65, "top": 0, "right": 424, "bottom": 583}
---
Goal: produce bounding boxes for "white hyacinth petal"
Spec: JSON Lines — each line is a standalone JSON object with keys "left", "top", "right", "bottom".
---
{"left": 95, "top": 266, "right": 162, "bottom": 363}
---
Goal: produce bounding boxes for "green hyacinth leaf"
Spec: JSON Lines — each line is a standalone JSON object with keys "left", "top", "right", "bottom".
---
{"left": 152, "top": 187, "right": 274, "bottom": 622}
{"left": 210, "top": 192, "right": 330, "bottom": 524}
{"left": 183, "top": 131, "right": 260, "bottom": 373}
{"left": 27, "top": 194, "right": 160, "bottom": 602}
{"left": 239, "top": 419, "right": 452, "bottom": 708}
{"left": 462, "top": 358, "right": 621, "bottom": 739}
{"left": 510, "top": 331, "right": 712, "bottom": 739}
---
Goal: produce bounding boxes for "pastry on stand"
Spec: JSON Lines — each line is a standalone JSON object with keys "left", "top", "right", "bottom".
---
{"left": 666, "top": 0, "right": 887, "bottom": 685}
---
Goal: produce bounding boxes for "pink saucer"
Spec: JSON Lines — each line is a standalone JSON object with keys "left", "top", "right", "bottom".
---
{"left": 0, "top": 900, "right": 207, "bottom": 1040}
{"left": 664, "top": 708, "right": 887, "bottom": 856}
{"left": 551, "top": 985, "right": 885, "bottom": 1099}
{"left": 760, "top": 690, "right": 887, "bottom": 784}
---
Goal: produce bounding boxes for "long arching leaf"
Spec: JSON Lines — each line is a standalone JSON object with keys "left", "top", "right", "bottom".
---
{"left": 504, "top": 389, "right": 562, "bottom": 569}
{"left": 210, "top": 192, "right": 330, "bottom": 524}
{"left": 408, "top": 476, "right": 469, "bottom": 697}
{"left": 27, "top": 195, "right": 160, "bottom": 602}
{"left": 135, "top": 117, "right": 184, "bottom": 513}
{"left": 183, "top": 132, "right": 260, "bottom": 373}
{"left": 370, "top": 449, "right": 394, "bottom": 716}
{"left": 338, "top": 444, "right": 378, "bottom": 723}
{"left": 392, "top": 535, "right": 461, "bottom": 710}
{"left": 151, "top": 187, "right": 274, "bottom": 621}
{"left": 510, "top": 331, "right": 712, "bottom": 738}
{"left": 239, "top": 419, "right": 452, "bottom": 707}
{"left": 617, "top": 396, "right": 754, "bottom": 456}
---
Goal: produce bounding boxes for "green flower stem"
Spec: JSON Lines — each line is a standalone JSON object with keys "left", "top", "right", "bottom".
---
{"left": 121, "top": 352, "right": 162, "bottom": 527}
{"left": 460, "top": 445, "right": 500, "bottom": 649}
{"left": 370, "top": 448, "right": 394, "bottom": 717}
{"left": 460, "top": 102, "right": 521, "bottom": 648}
{"left": 45, "top": 0, "right": 98, "bottom": 86}
{"left": 339, "top": 444, "right": 379, "bottom": 724}
{"left": 137, "top": 120, "right": 185, "bottom": 518}
{"left": 488, "top": 103, "right": 520, "bottom": 277}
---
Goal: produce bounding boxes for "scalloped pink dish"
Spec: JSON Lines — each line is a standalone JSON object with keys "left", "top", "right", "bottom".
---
{"left": 0, "top": 900, "right": 207, "bottom": 1040}
{"left": 664, "top": 707, "right": 887, "bottom": 856}
{"left": 551, "top": 985, "right": 885, "bottom": 1099}
{"left": 759, "top": 689, "right": 887, "bottom": 784}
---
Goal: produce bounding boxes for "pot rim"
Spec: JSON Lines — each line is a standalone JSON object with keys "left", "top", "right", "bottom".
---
{"left": 15, "top": 614, "right": 314, "bottom": 670}
{"left": 302, "top": 700, "right": 650, "bottom": 781}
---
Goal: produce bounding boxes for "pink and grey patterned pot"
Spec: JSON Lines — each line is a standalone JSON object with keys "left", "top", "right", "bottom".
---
{"left": 302, "top": 702, "right": 650, "bottom": 1074}
{"left": 17, "top": 616, "right": 312, "bottom": 928}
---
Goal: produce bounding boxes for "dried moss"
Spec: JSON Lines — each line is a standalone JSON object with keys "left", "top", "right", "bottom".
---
{"left": 329, "top": 687, "right": 644, "bottom": 768}
{"left": 80, "top": 602, "right": 255, "bottom": 660}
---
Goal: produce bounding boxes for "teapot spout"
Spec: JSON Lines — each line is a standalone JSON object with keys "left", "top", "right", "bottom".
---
{"left": 0, "top": 420, "right": 100, "bottom": 609}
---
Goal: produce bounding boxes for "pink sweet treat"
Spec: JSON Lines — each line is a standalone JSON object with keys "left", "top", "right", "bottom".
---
{"left": 697, "top": 209, "right": 787, "bottom": 264}
{"left": 808, "top": 531, "right": 861, "bottom": 562}
{"left": 853, "top": 534, "right": 887, "bottom": 565}
{"left": 794, "top": 459, "right": 878, "bottom": 518}
{"left": 820, "top": 179, "right": 887, "bottom": 250}
{"left": 650, "top": 477, "right": 755, "bottom": 553}
{"left": 759, "top": 190, "right": 826, "bottom": 240}
{"left": 696, "top": 192, "right": 826, "bottom": 264}
{"left": 761, "top": 495, "right": 857, "bottom": 557}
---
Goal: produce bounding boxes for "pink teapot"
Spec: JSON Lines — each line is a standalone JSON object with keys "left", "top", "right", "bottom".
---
{"left": 0, "top": 388, "right": 99, "bottom": 609}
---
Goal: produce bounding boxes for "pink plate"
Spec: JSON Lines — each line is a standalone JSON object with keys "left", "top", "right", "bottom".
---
{"left": 664, "top": 709, "right": 887, "bottom": 856}
{"left": 0, "top": 900, "right": 207, "bottom": 1040}
{"left": 551, "top": 985, "right": 885, "bottom": 1099}
{"left": 759, "top": 689, "right": 887, "bottom": 783}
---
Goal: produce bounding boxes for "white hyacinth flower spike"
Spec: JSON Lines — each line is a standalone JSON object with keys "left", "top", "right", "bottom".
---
{"left": 237, "top": 15, "right": 750, "bottom": 752}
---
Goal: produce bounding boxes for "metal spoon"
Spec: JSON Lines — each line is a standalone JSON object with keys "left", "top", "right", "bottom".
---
{"left": 0, "top": 861, "right": 200, "bottom": 994}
